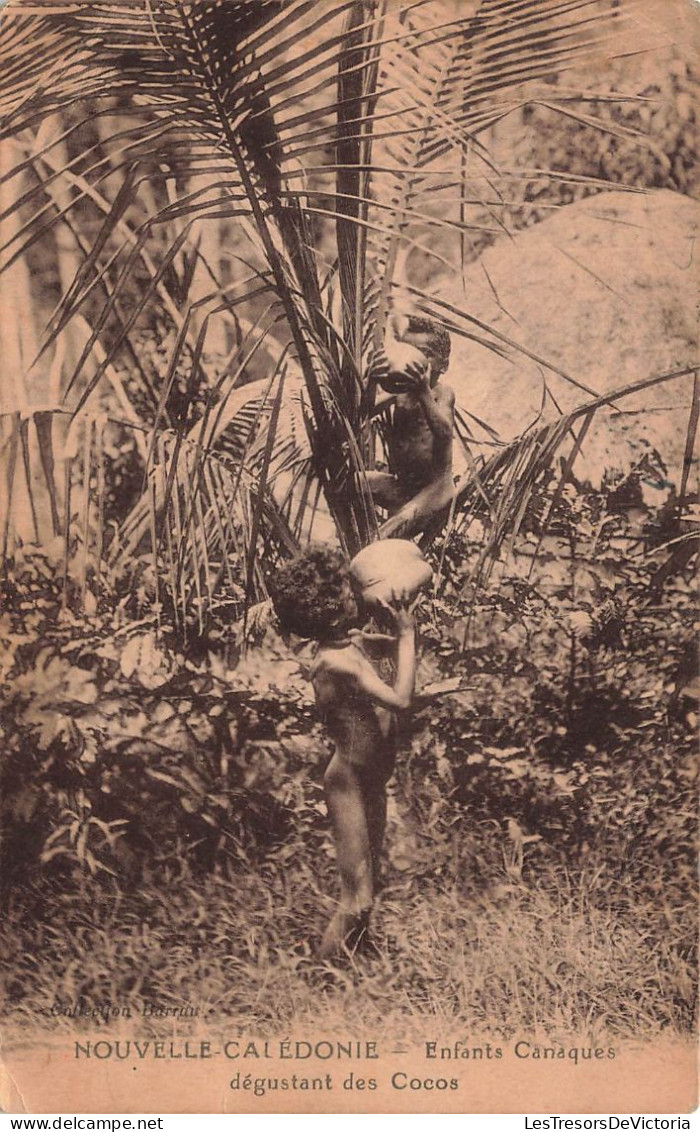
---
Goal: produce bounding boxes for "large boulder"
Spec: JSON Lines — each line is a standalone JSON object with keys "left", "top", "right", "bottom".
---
{"left": 445, "top": 189, "right": 698, "bottom": 487}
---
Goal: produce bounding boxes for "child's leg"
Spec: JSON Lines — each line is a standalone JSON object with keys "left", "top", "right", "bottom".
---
{"left": 363, "top": 779, "right": 388, "bottom": 890}
{"left": 379, "top": 472, "right": 454, "bottom": 538}
{"left": 363, "top": 470, "right": 408, "bottom": 512}
{"left": 320, "top": 753, "right": 374, "bottom": 956}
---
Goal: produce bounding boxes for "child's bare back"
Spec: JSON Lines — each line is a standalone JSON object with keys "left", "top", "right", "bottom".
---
{"left": 312, "top": 643, "right": 398, "bottom": 771}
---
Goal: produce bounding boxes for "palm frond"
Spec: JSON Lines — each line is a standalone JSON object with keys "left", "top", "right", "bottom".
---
{"left": 439, "top": 366, "right": 699, "bottom": 584}
{"left": 0, "top": 0, "right": 677, "bottom": 623}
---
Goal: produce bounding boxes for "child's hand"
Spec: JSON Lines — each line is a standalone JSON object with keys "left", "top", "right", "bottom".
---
{"left": 376, "top": 591, "right": 416, "bottom": 636}
{"left": 402, "top": 356, "right": 430, "bottom": 389}
{"left": 393, "top": 605, "right": 415, "bottom": 636}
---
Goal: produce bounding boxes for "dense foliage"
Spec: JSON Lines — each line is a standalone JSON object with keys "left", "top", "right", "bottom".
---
{"left": 2, "top": 464, "right": 696, "bottom": 1036}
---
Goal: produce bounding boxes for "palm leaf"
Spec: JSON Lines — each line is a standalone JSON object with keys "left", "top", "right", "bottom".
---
{"left": 440, "top": 366, "right": 699, "bottom": 586}
{"left": 0, "top": 0, "right": 672, "bottom": 618}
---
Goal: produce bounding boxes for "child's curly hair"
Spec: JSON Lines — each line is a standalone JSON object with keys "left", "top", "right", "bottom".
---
{"left": 406, "top": 314, "right": 451, "bottom": 376}
{"left": 269, "top": 546, "right": 355, "bottom": 640}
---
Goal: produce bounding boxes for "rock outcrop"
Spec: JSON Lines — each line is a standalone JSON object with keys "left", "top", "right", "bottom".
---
{"left": 445, "top": 189, "right": 698, "bottom": 486}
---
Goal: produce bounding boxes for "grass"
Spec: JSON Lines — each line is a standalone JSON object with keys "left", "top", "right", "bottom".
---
{"left": 3, "top": 829, "right": 696, "bottom": 1046}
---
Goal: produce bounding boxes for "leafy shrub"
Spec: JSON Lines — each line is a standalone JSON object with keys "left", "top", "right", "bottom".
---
{"left": 1, "top": 466, "right": 696, "bottom": 933}
{"left": 0, "top": 549, "right": 324, "bottom": 901}
{"left": 399, "top": 469, "right": 696, "bottom": 907}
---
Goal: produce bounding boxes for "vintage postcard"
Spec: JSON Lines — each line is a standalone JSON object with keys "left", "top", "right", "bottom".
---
{"left": 0, "top": 0, "right": 697, "bottom": 1115}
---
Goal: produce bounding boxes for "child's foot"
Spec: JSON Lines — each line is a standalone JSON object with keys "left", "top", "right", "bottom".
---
{"left": 343, "top": 910, "right": 373, "bottom": 954}
{"left": 318, "top": 908, "right": 372, "bottom": 960}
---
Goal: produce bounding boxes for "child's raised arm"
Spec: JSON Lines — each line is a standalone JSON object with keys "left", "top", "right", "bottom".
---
{"left": 319, "top": 600, "right": 416, "bottom": 711}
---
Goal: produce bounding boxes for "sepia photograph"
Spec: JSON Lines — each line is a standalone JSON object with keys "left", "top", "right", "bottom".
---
{"left": 0, "top": 0, "right": 697, "bottom": 1115}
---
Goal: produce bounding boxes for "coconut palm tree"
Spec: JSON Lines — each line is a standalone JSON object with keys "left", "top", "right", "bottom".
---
{"left": 0, "top": 0, "right": 692, "bottom": 631}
